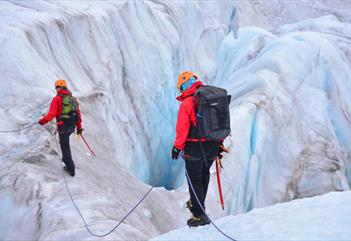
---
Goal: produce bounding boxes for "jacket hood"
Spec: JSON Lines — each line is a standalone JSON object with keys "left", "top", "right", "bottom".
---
{"left": 176, "top": 81, "right": 203, "bottom": 102}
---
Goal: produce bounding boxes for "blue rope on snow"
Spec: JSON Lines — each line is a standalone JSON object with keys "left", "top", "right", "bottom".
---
{"left": 54, "top": 135, "right": 154, "bottom": 238}
{"left": 0, "top": 121, "right": 155, "bottom": 237}
{"left": 1, "top": 123, "right": 236, "bottom": 239}
{"left": 0, "top": 122, "right": 37, "bottom": 133}
{"left": 185, "top": 169, "right": 237, "bottom": 241}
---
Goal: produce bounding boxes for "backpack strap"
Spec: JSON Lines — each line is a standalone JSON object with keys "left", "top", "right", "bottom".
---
{"left": 57, "top": 94, "right": 64, "bottom": 120}
{"left": 188, "top": 96, "right": 199, "bottom": 139}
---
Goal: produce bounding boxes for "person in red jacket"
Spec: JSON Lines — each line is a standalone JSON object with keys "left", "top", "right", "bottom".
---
{"left": 170, "top": 71, "right": 221, "bottom": 227}
{"left": 39, "top": 79, "right": 83, "bottom": 177}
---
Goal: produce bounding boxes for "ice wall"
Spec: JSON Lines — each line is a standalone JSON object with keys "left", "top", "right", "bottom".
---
{"left": 0, "top": 0, "right": 237, "bottom": 189}
{"left": 216, "top": 15, "right": 351, "bottom": 214}
{"left": 1, "top": 1, "right": 351, "bottom": 240}
{"left": 236, "top": 0, "right": 351, "bottom": 30}
{"left": 0, "top": 1, "right": 237, "bottom": 239}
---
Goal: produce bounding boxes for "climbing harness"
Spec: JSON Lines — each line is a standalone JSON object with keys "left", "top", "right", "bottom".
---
{"left": 53, "top": 134, "right": 154, "bottom": 237}
{"left": 0, "top": 122, "right": 37, "bottom": 133}
{"left": 185, "top": 169, "right": 236, "bottom": 241}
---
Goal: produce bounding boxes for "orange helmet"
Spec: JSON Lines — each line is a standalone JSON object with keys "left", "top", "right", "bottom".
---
{"left": 55, "top": 79, "right": 67, "bottom": 88}
{"left": 177, "top": 71, "right": 198, "bottom": 91}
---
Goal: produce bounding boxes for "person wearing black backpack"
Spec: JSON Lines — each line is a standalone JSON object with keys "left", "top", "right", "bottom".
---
{"left": 39, "top": 79, "right": 83, "bottom": 177}
{"left": 170, "top": 71, "right": 231, "bottom": 227}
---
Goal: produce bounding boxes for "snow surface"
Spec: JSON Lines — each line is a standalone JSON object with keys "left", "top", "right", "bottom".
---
{"left": 152, "top": 191, "right": 351, "bottom": 241}
{"left": 1, "top": 0, "right": 351, "bottom": 240}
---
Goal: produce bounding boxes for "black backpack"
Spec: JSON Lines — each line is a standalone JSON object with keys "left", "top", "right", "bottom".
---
{"left": 192, "top": 85, "right": 231, "bottom": 141}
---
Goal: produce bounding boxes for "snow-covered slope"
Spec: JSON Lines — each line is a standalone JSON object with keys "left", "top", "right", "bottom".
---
{"left": 152, "top": 191, "right": 351, "bottom": 241}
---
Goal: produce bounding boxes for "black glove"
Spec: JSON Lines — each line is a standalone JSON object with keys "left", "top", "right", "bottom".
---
{"left": 170, "top": 146, "right": 181, "bottom": 160}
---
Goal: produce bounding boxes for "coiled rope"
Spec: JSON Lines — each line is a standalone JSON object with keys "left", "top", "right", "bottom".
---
{"left": 53, "top": 135, "right": 154, "bottom": 237}
{"left": 185, "top": 169, "right": 236, "bottom": 241}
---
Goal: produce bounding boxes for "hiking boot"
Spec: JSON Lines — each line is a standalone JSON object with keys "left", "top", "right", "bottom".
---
{"left": 187, "top": 214, "right": 210, "bottom": 227}
{"left": 63, "top": 166, "right": 75, "bottom": 177}
{"left": 186, "top": 199, "right": 193, "bottom": 212}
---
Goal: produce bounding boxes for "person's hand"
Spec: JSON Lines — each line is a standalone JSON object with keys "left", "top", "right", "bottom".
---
{"left": 218, "top": 144, "right": 229, "bottom": 159}
{"left": 77, "top": 128, "right": 84, "bottom": 135}
{"left": 38, "top": 118, "right": 46, "bottom": 125}
{"left": 170, "top": 146, "right": 181, "bottom": 160}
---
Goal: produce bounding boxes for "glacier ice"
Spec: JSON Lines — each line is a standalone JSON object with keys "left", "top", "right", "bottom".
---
{"left": 0, "top": 0, "right": 236, "bottom": 189}
{"left": 217, "top": 15, "right": 351, "bottom": 214}
{"left": 1, "top": 0, "right": 351, "bottom": 240}
{"left": 0, "top": 0, "right": 236, "bottom": 240}
{"left": 235, "top": 0, "right": 351, "bottom": 30}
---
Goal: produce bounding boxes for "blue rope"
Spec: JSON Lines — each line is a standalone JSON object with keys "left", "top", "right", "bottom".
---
{"left": 185, "top": 169, "right": 237, "bottom": 241}
{"left": 0, "top": 122, "right": 37, "bottom": 133}
{"left": 54, "top": 135, "right": 154, "bottom": 237}
{"left": 1, "top": 122, "right": 155, "bottom": 237}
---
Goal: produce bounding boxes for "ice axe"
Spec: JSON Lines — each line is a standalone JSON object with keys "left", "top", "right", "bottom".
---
{"left": 215, "top": 157, "right": 225, "bottom": 210}
{"left": 80, "top": 133, "right": 96, "bottom": 157}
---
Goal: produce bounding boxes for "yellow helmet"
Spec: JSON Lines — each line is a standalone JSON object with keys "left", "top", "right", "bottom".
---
{"left": 177, "top": 71, "right": 198, "bottom": 91}
{"left": 55, "top": 79, "right": 67, "bottom": 88}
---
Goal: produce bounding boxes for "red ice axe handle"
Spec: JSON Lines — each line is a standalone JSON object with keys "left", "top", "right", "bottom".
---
{"left": 216, "top": 157, "right": 225, "bottom": 210}
{"left": 80, "top": 134, "right": 96, "bottom": 157}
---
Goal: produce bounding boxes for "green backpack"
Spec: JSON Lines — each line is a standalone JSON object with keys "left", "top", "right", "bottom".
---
{"left": 59, "top": 94, "right": 79, "bottom": 125}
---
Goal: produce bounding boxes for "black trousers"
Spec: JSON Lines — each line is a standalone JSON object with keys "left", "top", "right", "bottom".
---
{"left": 58, "top": 124, "right": 76, "bottom": 173}
{"left": 184, "top": 141, "right": 220, "bottom": 216}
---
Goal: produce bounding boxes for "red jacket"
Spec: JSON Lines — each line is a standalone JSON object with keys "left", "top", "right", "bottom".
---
{"left": 174, "top": 81, "right": 206, "bottom": 150}
{"left": 39, "top": 89, "right": 82, "bottom": 130}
